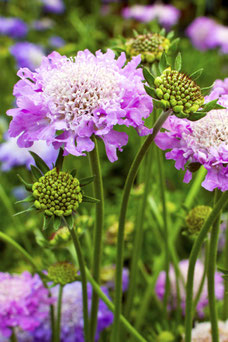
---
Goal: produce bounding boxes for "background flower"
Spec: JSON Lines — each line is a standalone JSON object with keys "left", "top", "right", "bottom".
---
{"left": 41, "top": 0, "right": 65, "bottom": 14}
{"left": 188, "top": 320, "right": 228, "bottom": 341}
{"left": 0, "top": 17, "right": 28, "bottom": 38}
{"left": 10, "top": 42, "right": 45, "bottom": 71}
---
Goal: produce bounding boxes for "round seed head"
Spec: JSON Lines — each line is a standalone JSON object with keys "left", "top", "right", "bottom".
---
{"left": 186, "top": 205, "right": 212, "bottom": 235}
{"left": 48, "top": 262, "right": 78, "bottom": 286}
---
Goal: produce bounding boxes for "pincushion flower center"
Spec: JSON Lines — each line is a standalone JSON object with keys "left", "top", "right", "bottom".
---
{"left": 0, "top": 278, "right": 30, "bottom": 302}
{"left": 42, "top": 59, "right": 122, "bottom": 127}
{"left": 191, "top": 110, "right": 228, "bottom": 149}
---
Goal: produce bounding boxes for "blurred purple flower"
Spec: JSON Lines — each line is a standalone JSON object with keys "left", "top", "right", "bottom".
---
{"left": 155, "top": 259, "right": 224, "bottom": 317}
{"left": 0, "top": 134, "right": 58, "bottom": 171}
{"left": 10, "top": 42, "right": 45, "bottom": 71}
{"left": 49, "top": 36, "right": 65, "bottom": 48}
{"left": 186, "top": 16, "right": 228, "bottom": 54}
{"left": 122, "top": 4, "right": 180, "bottom": 29}
{"left": 32, "top": 18, "right": 54, "bottom": 31}
{"left": 0, "top": 17, "right": 28, "bottom": 38}
{"left": 41, "top": 0, "right": 65, "bottom": 14}
{"left": 7, "top": 49, "right": 152, "bottom": 162}
{"left": 0, "top": 272, "right": 53, "bottom": 338}
{"left": 101, "top": 265, "right": 129, "bottom": 292}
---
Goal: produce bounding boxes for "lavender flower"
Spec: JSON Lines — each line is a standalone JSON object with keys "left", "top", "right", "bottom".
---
{"left": 122, "top": 4, "right": 180, "bottom": 30}
{"left": 49, "top": 36, "right": 65, "bottom": 48}
{"left": 0, "top": 134, "right": 58, "bottom": 171}
{"left": 32, "top": 19, "right": 54, "bottom": 31}
{"left": 7, "top": 50, "right": 152, "bottom": 162}
{"left": 41, "top": 0, "right": 65, "bottom": 14}
{"left": 10, "top": 42, "right": 45, "bottom": 71}
{"left": 205, "top": 78, "right": 228, "bottom": 108}
{"left": 0, "top": 272, "right": 53, "bottom": 338}
{"left": 186, "top": 17, "right": 228, "bottom": 53}
{"left": 100, "top": 265, "right": 129, "bottom": 292}
{"left": 155, "top": 259, "right": 224, "bottom": 317}
{"left": 0, "top": 17, "right": 28, "bottom": 39}
{"left": 187, "top": 320, "right": 228, "bottom": 341}
{"left": 155, "top": 104, "right": 228, "bottom": 191}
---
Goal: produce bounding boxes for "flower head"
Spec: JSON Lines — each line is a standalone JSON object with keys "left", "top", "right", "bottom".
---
{"left": 205, "top": 78, "right": 228, "bottom": 108}
{"left": 41, "top": 0, "right": 65, "bottom": 14}
{"left": 0, "top": 272, "right": 53, "bottom": 338}
{"left": 155, "top": 259, "right": 224, "bottom": 317}
{"left": 155, "top": 108, "right": 228, "bottom": 191}
{"left": 125, "top": 32, "right": 170, "bottom": 63}
{"left": 185, "top": 205, "right": 212, "bottom": 235}
{"left": 184, "top": 320, "right": 228, "bottom": 341}
{"left": 8, "top": 50, "right": 152, "bottom": 162}
{"left": 48, "top": 262, "right": 78, "bottom": 286}
{"left": 10, "top": 42, "right": 45, "bottom": 71}
{"left": 0, "top": 17, "right": 28, "bottom": 38}
{"left": 0, "top": 134, "right": 58, "bottom": 171}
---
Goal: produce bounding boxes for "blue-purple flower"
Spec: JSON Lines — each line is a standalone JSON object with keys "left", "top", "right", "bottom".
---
{"left": 10, "top": 42, "right": 45, "bottom": 71}
{"left": 41, "top": 0, "right": 65, "bottom": 14}
{"left": 7, "top": 49, "right": 152, "bottom": 162}
{"left": 49, "top": 36, "right": 65, "bottom": 48}
{"left": 0, "top": 17, "right": 28, "bottom": 39}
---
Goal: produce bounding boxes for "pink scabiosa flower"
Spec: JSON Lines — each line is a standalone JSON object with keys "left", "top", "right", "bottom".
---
{"left": 186, "top": 320, "right": 228, "bottom": 341}
{"left": 205, "top": 78, "right": 228, "bottom": 108}
{"left": 155, "top": 259, "right": 224, "bottom": 317}
{"left": 155, "top": 104, "right": 228, "bottom": 191}
{"left": 0, "top": 272, "right": 54, "bottom": 338}
{"left": 7, "top": 50, "right": 152, "bottom": 162}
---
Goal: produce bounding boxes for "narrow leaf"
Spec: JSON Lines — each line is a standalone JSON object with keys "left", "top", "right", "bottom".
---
{"left": 17, "top": 174, "right": 33, "bottom": 191}
{"left": 189, "top": 68, "right": 203, "bottom": 81}
{"left": 29, "top": 151, "right": 50, "bottom": 174}
{"left": 53, "top": 216, "right": 62, "bottom": 231}
{"left": 14, "top": 206, "right": 34, "bottom": 216}
{"left": 71, "top": 169, "right": 77, "bottom": 177}
{"left": 201, "top": 84, "right": 213, "bottom": 95}
{"left": 31, "top": 165, "right": 43, "bottom": 180}
{"left": 43, "top": 215, "right": 52, "bottom": 231}
{"left": 159, "top": 28, "right": 166, "bottom": 36}
{"left": 79, "top": 176, "right": 95, "bottom": 187}
{"left": 159, "top": 53, "right": 168, "bottom": 73}
{"left": 83, "top": 195, "right": 100, "bottom": 203}
{"left": 143, "top": 68, "right": 154, "bottom": 86}
{"left": 167, "top": 31, "right": 174, "bottom": 40}
{"left": 202, "top": 99, "right": 225, "bottom": 112}
{"left": 174, "top": 52, "right": 182, "bottom": 72}
{"left": 152, "top": 99, "right": 165, "bottom": 109}
{"left": 151, "top": 63, "right": 160, "bottom": 77}
{"left": 55, "top": 148, "right": 64, "bottom": 170}
{"left": 133, "top": 29, "right": 138, "bottom": 38}
{"left": 188, "top": 112, "right": 207, "bottom": 121}
{"left": 65, "top": 215, "right": 74, "bottom": 229}
{"left": 167, "top": 38, "right": 180, "bottom": 55}
{"left": 144, "top": 85, "right": 157, "bottom": 98}
{"left": 15, "top": 195, "right": 34, "bottom": 204}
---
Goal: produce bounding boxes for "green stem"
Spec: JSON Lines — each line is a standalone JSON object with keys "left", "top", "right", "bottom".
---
{"left": 223, "top": 215, "right": 228, "bottom": 320}
{"left": 11, "top": 329, "right": 17, "bottom": 342}
{"left": 124, "top": 144, "right": 154, "bottom": 318}
{"left": 69, "top": 228, "right": 90, "bottom": 342}
{"left": 0, "top": 231, "right": 56, "bottom": 342}
{"left": 56, "top": 285, "right": 64, "bottom": 342}
{"left": 88, "top": 136, "right": 104, "bottom": 341}
{"left": 207, "top": 190, "right": 221, "bottom": 342}
{"left": 85, "top": 268, "right": 147, "bottom": 342}
{"left": 111, "top": 109, "right": 171, "bottom": 342}
{"left": 184, "top": 191, "right": 228, "bottom": 342}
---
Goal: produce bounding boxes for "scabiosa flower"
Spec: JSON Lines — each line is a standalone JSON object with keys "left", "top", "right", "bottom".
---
{"left": 0, "top": 17, "right": 28, "bottom": 39}
{"left": 41, "top": 0, "right": 65, "bottom": 14}
{"left": 155, "top": 107, "right": 228, "bottom": 191}
{"left": 100, "top": 265, "right": 129, "bottom": 292}
{"left": 7, "top": 49, "right": 152, "bottom": 162}
{"left": 0, "top": 272, "right": 53, "bottom": 338}
{"left": 155, "top": 259, "right": 224, "bottom": 317}
{"left": 122, "top": 4, "right": 180, "bottom": 30}
{"left": 184, "top": 320, "right": 228, "bottom": 341}
{"left": 10, "top": 42, "right": 45, "bottom": 71}
{"left": 0, "top": 134, "right": 58, "bottom": 171}
{"left": 49, "top": 36, "right": 65, "bottom": 48}
{"left": 205, "top": 78, "right": 228, "bottom": 108}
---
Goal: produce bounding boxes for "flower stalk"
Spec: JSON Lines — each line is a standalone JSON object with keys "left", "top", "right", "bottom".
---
{"left": 111, "top": 108, "right": 172, "bottom": 342}
{"left": 56, "top": 285, "right": 64, "bottom": 342}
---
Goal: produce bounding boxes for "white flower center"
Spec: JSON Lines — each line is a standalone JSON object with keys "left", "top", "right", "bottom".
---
{"left": 42, "top": 58, "right": 124, "bottom": 130}
{"left": 0, "top": 278, "right": 31, "bottom": 303}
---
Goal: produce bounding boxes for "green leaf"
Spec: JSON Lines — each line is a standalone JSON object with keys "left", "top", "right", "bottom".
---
{"left": 79, "top": 176, "right": 95, "bottom": 187}
{"left": 152, "top": 98, "right": 166, "bottom": 109}
{"left": 55, "top": 148, "right": 64, "bottom": 170}
{"left": 217, "top": 266, "right": 228, "bottom": 275}
{"left": 31, "top": 165, "right": 43, "bottom": 180}
{"left": 15, "top": 195, "right": 34, "bottom": 204}
{"left": 43, "top": 215, "right": 52, "bottom": 231}
{"left": 175, "top": 112, "right": 189, "bottom": 119}
{"left": 201, "top": 84, "right": 213, "bottom": 95}
{"left": 14, "top": 206, "right": 34, "bottom": 216}
{"left": 151, "top": 63, "right": 160, "bottom": 77}
{"left": 201, "top": 99, "right": 225, "bottom": 112}
{"left": 174, "top": 52, "right": 182, "bottom": 72}
{"left": 159, "top": 53, "right": 168, "bottom": 73}
{"left": 53, "top": 216, "right": 62, "bottom": 231}
{"left": 133, "top": 29, "right": 138, "bottom": 38}
{"left": 143, "top": 68, "right": 154, "bottom": 86}
{"left": 17, "top": 174, "right": 33, "bottom": 191}
{"left": 187, "top": 112, "right": 207, "bottom": 121}
{"left": 29, "top": 151, "right": 50, "bottom": 174}
{"left": 83, "top": 195, "right": 100, "bottom": 203}
{"left": 144, "top": 86, "right": 157, "bottom": 98}
{"left": 167, "top": 38, "right": 180, "bottom": 55}
{"left": 189, "top": 68, "right": 203, "bottom": 81}
{"left": 167, "top": 31, "right": 174, "bottom": 40}
{"left": 71, "top": 169, "right": 77, "bottom": 177}
{"left": 64, "top": 215, "right": 74, "bottom": 229}
{"left": 159, "top": 28, "right": 166, "bottom": 36}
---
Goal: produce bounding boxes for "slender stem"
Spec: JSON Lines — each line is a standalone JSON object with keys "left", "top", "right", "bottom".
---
{"left": 85, "top": 268, "right": 147, "bottom": 342}
{"left": 193, "top": 239, "right": 209, "bottom": 313}
{"left": 207, "top": 190, "right": 221, "bottom": 342}
{"left": 184, "top": 191, "right": 228, "bottom": 342}
{"left": 56, "top": 285, "right": 64, "bottom": 342}
{"left": 223, "top": 215, "right": 228, "bottom": 320}
{"left": 69, "top": 228, "right": 90, "bottom": 342}
{"left": 124, "top": 144, "right": 154, "bottom": 318}
{"left": 11, "top": 329, "right": 17, "bottom": 342}
{"left": 0, "top": 231, "right": 56, "bottom": 342}
{"left": 111, "top": 109, "right": 171, "bottom": 342}
{"left": 88, "top": 136, "right": 104, "bottom": 341}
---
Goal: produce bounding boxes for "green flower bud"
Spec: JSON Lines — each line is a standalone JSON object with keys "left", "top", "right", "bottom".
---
{"left": 49, "top": 226, "right": 71, "bottom": 246}
{"left": 154, "top": 68, "right": 204, "bottom": 117}
{"left": 156, "top": 331, "right": 175, "bottom": 342}
{"left": 32, "top": 168, "right": 82, "bottom": 217}
{"left": 126, "top": 33, "right": 170, "bottom": 63}
{"left": 48, "top": 262, "right": 78, "bottom": 286}
{"left": 186, "top": 205, "right": 212, "bottom": 235}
